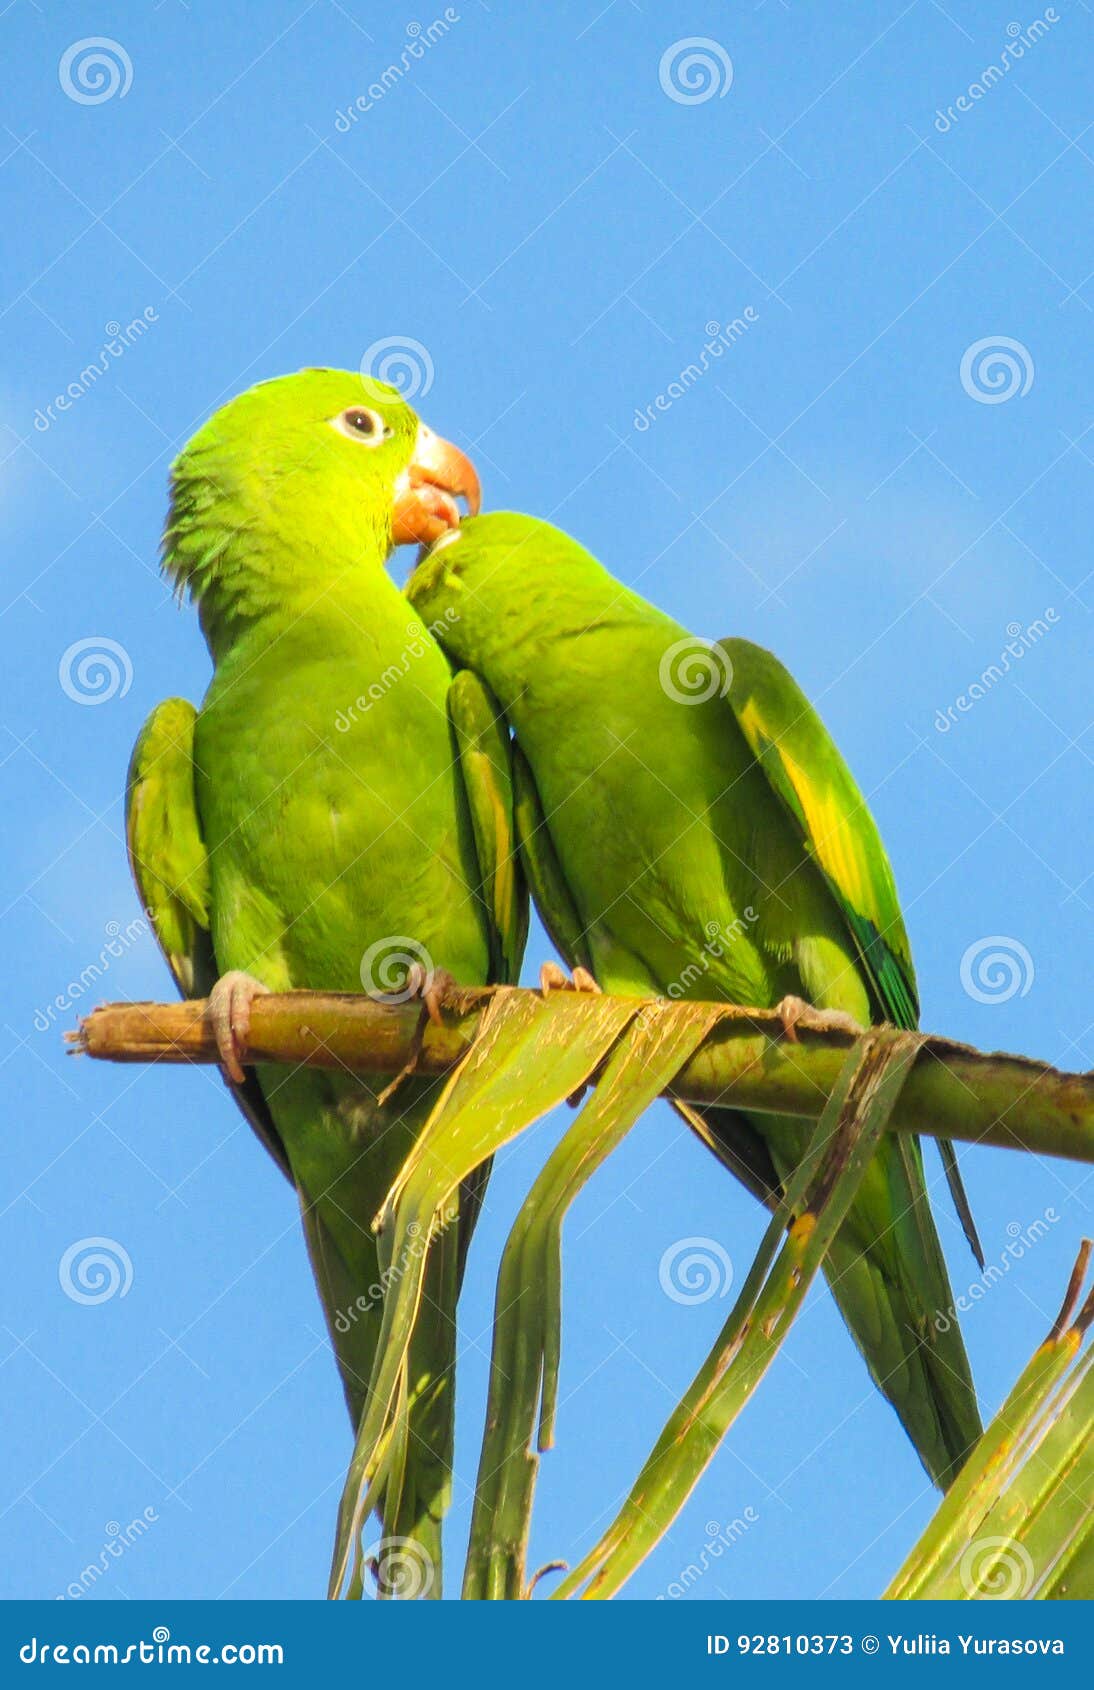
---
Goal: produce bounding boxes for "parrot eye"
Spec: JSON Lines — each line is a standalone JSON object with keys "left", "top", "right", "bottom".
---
{"left": 331, "top": 407, "right": 390, "bottom": 446}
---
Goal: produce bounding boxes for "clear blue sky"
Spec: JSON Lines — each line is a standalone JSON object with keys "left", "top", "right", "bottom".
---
{"left": 2, "top": 1, "right": 1090, "bottom": 1603}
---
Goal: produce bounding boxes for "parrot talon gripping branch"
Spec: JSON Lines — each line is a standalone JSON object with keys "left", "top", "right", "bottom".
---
{"left": 73, "top": 990, "right": 1094, "bottom": 1165}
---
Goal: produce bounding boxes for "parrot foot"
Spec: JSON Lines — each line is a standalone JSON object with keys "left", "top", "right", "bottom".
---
{"left": 376, "top": 965, "right": 457, "bottom": 1106}
{"left": 406, "top": 961, "right": 457, "bottom": 1027}
{"left": 538, "top": 962, "right": 603, "bottom": 1105}
{"left": 774, "top": 994, "right": 863, "bottom": 1044}
{"left": 207, "top": 970, "right": 270, "bottom": 1085}
{"left": 539, "top": 961, "right": 601, "bottom": 995}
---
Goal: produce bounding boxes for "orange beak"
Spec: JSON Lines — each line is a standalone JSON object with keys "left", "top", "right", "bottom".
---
{"left": 391, "top": 424, "right": 481, "bottom": 547}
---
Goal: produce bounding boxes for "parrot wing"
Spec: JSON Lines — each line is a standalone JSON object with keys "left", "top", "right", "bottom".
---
{"left": 717, "top": 637, "right": 982, "bottom": 1269}
{"left": 126, "top": 697, "right": 290, "bottom": 1179}
{"left": 509, "top": 737, "right": 593, "bottom": 978}
{"left": 127, "top": 696, "right": 455, "bottom": 1528}
{"left": 508, "top": 720, "right": 782, "bottom": 1207}
{"left": 446, "top": 669, "right": 530, "bottom": 1272}
{"left": 447, "top": 668, "right": 528, "bottom": 989}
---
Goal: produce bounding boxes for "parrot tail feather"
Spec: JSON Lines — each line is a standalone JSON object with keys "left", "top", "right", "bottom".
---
{"left": 822, "top": 1227, "right": 981, "bottom": 1488}
{"left": 758, "top": 1113, "right": 982, "bottom": 1489}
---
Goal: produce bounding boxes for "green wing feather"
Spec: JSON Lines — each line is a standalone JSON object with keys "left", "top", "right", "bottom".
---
{"left": 447, "top": 669, "right": 528, "bottom": 988}
{"left": 447, "top": 669, "right": 530, "bottom": 1274}
{"left": 718, "top": 639, "right": 917, "bottom": 1025}
{"left": 718, "top": 636, "right": 982, "bottom": 1268}
{"left": 126, "top": 699, "right": 294, "bottom": 1181}
{"left": 509, "top": 739, "right": 593, "bottom": 978}
{"left": 126, "top": 697, "right": 215, "bottom": 1000}
{"left": 509, "top": 723, "right": 782, "bottom": 1207}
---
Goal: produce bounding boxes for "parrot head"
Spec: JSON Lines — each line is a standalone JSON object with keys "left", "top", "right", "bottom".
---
{"left": 163, "top": 368, "right": 479, "bottom": 624}
{"left": 407, "top": 511, "right": 602, "bottom": 674}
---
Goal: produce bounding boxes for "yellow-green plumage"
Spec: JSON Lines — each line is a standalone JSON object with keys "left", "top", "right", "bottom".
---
{"left": 127, "top": 372, "right": 525, "bottom": 1593}
{"left": 408, "top": 510, "right": 982, "bottom": 1488}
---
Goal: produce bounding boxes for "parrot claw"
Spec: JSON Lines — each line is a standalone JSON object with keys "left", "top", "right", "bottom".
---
{"left": 207, "top": 970, "right": 270, "bottom": 1085}
{"left": 539, "top": 961, "right": 601, "bottom": 996}
{"left": 537, "top": 962, "right": 603, "bottom": 1105}
{"left": 376, "top": 966, "right": 457, "bottom": 1106}
{"left": 774, "top": 994, "right": 863, "bottom": 1044}
{"left": 405, "top": 961, "right": 456, "bottom": 1027}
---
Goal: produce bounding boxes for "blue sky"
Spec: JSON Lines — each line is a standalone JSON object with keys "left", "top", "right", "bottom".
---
{"left": 2, "top": 0, "right": 1091, "bottom": 1603}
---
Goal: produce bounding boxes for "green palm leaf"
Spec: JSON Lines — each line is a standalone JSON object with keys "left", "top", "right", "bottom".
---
{"left": 886, "top": 1245, "right": 1094, "bottom": 1600}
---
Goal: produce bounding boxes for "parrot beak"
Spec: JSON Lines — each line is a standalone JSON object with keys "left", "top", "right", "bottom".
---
{"left": 391, "top": 424, "right": 481, "bottom": 548}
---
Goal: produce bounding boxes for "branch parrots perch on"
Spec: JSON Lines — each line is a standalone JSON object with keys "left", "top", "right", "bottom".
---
{"left": 407, "top": 511, "right": 983, "bottom": 1489}
{"left": 126, "top": 372, "right": 527, "bottom": 1593}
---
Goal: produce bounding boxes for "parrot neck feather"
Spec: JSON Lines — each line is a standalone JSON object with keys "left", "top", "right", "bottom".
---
{"left": 411, "top": 517, "right": 669, "bottom": 710}
{"left": 163, "top": 465, "right": 395, "bottom": 665}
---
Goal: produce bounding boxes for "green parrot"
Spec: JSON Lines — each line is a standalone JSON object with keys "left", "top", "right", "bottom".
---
{"left": 126, "top": 371, "right": 526, "bottom": 1594}
{"left": 406, "top": 511, "right": 983, "bottom": 1488}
